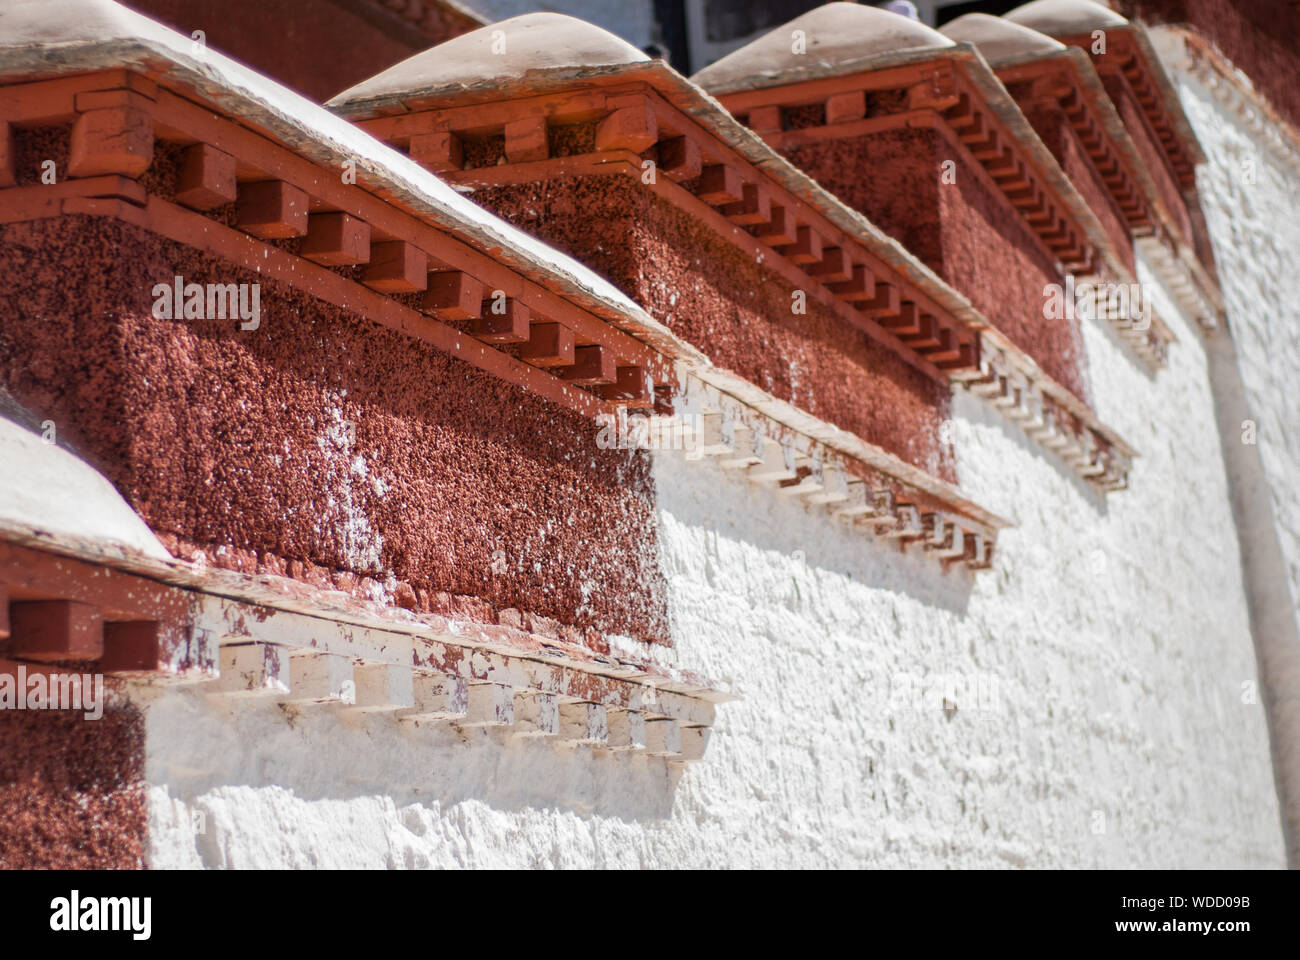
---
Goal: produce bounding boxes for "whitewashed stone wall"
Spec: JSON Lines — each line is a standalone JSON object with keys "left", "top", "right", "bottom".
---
{"left": 145, "top": 251, "right": 1285, "bottom": 866}
{"left": 143, "top": 36, "right": 1297, "bottom": 870}
{"left": 1149, "top": 29, "right": 1300, "bottom": 647}
{"left": 648, "top": 261, "right": 1280, "bottom": 867}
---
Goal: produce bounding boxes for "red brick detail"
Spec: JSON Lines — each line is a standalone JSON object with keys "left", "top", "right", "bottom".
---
{"left": 907, "top": 71, "right": 961, "bottom": 112}
{"left": 596, "top": 98, "right": 659, "bottom": 153}
{"left": 301, "top": 212, "right": 371, "bottom": 266}
{"left": 881, "top": 302, "right": 923, "bottom": 338}
{"left": 598, "top": 366, "right": 654, "bottom": 406}
{"left": 423, "top": 270, "right": 484, "bottom": 320}
{"left": 784, "top": 225, "right": 823, "bottom": 265}
{"left": 986, "top": 147, "right": 1018, "bottom": 179}
{"left": 410, "top": 131, "right": 463, "bottom": 172}
{"left": 931, "top": 333, "right": 978, "bottom": 369}
{"left": 363, "top": 240, "right": 428, "bottom": 293}
{"left": 504, "top": 115, "right": 548, "bottom": 163}
{"left": 474, "top": 297, "right": 530, "bottom": 343}
{"left": 174, "top": 143, "right": 237, "bottom": 211}
{"left": 970, "top": 130, "right": 1001, "bottom": 161}
{"left": 748, "top": 104, "right": 783, "bottom": 135}
{"left": 722, "top": 183, "right": 771, "bottom": 226}
{"left": 658, "top": 136, "right": 702, "bottom": 182}
{"left": 0, "top": 122, "right": 14, "bottom": 188}
{"left": 6, "top": 601, "right": 103, "bottom": 663}
{"left": 809, "top": 246, "right": 851, "bottom": 283}
{"left": 754, "top": 205, "right": 798, "bottom": 246}
{"left": 696, "top": 164, "right": 742, "bottom": 206}
{"left": 899, "top": 312, "right": 943, "bottom": 351}
{"left": 237, "top": 180, "right": 309, "bottom": 238}
{"left": 946, "top": 93, "right": 978, "bottom": 130}
{"left": 68, "top": 106, "right": 153, "bottom": 178}
{"left": 828, "top": 264, "right": 876, "bottom": 303}
{"left": 100, "top": 621, "right": 164, "bottom": 673}
{"left": 561, "top": 345, "right": 617, "bottom": 386}
{"left": 826, "top": 90, "right": 866, "bottom": 125}
{"left": 518, "top": 321, "right": 576, "bottom": 368}
{"left": 860, "top": 281, "right": 901, "bottom": 319}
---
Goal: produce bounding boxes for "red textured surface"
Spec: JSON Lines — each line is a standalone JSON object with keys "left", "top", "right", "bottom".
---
{"left": 784, "top": 129, "right": 1089, "bottom": 401}
{"left": 473, "top": 174, "right": 955, "bottom": 482}
{"left": 1019, "top": 99, "right": 1137, "bottom": 275}
{"left": 1104, "top": 77, "right": 1194, "bottom": 243}
{"left": 0, "top": 215, "right": 669, "bottom": 646}
{"left": 120, "top": 0, "right": 478, "bottom": 102}
{"left": 0, "top": 708, "right": 146, "bottom": 869}
{"left": 1117, "top": 0, "right": 1300, "bottom": 133}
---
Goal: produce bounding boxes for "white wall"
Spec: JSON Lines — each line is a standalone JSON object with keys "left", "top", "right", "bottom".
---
{"left": 1145, "top": 25, "right": 1300, "bottom": 864}
{"left": 145, "top": 247, "right": 1285, "bottom": 865}
{"left": 142, "top": 28, "right": 1300, "bottom": 870}
{"left": 648, "top": 261, "right": 1280, "bottom": 866}
{"left": 1154, "top": 37, "right": 1300, "bottom": 646}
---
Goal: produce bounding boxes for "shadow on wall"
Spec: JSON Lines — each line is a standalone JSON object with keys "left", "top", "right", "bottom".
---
{"left": 653, "top": 450, "right": 981, "bottom": 622}
{"left": 952, "top": 386, "right": 1113, "bottom": 511}
{"left": 143, "top": 689, "right": 685, "bottom": 868}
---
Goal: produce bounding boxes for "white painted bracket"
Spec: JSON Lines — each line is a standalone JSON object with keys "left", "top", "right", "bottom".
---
{"left": 607, "top": 708, "right": 647, "bottom": 751}
{"left": 212, "top": 641, "right": 290, "bottom": 697}
{"left": 513, "top": 691, "right": 560, "bottom": 737}
{"left": 559, "top": 702, "right": 609, "bottom": 745}
{"left": 459, "top": 682, "right": 515, "bottom": 727}
{"left": 287, "top": 650, "right": 355, "bottom": 704}
{"left": 401, "top": 674, "right": 469, "bottom": 722}
{"left": 352, "top": 662, "right": 415, "bottom": 712}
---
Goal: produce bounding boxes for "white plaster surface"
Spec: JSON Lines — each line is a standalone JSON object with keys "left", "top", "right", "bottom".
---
{"left": 140, "top": 26, "right": 1295, "bottom": 872}
{"left": 1154, "top": 45, "right": 1300, "bottom": 646}
{"left": 145, "top": 254, "right": 1285, "bottom": 864}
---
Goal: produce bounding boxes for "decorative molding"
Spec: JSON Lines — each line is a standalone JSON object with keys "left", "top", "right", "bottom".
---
{"left": 0, "top": 530, "right": 724, "bottom": 762}
{"left": 0, "top": 70, "right": 672, "bottom": 421}
{"left": 670, "top": 372, "right": 1006, "bottom": 571}
{"left": 348, "top": 79, "right": 985, "bottom": 383}
{"left": 956, "top": 328, "right": 1135, "bottom": 491}
{"left": 1163, "top": 28, "right": 1300, "bottom": 190}
{"left": 706, "top": 49, "right": 1178, "bottom": 370}
{"left": 336, "top": 61, "right": 1138, "bottom": 494}
{"left": 1056, "top": 27, "right": 1199, "bottom": 189}
{"left": 0, "top": 66, "right": 1014, "bottom": 576}
{"left": 992, "top": 49, "right": 1205, "bottom": 349}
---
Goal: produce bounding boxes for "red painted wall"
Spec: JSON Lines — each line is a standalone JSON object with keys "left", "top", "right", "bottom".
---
{"left": 0, "top": 708, "right": 146, "bottom": 869}
{"left": 782, "top": 128, "right": 1089, "bottom": 402}
{"left": 0, "top": 213, "right": 671, "bottom": 647}
{"left": 1117, "top": 0, "right": 1300, "bottom": 133}
{"left": 472, "top": 173, "right": 957, "bottom": 483}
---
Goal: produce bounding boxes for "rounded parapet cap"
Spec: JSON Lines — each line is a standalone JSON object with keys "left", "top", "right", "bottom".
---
{"left": 939, "top": 13, "right": 1068, "bottom": 66}
{"left": 692, "top": 2, "right": 955, "bottom": 94}
{"left": 329, "top": 12, "right": 650, "bottom": 110}
{"left": 1002, "top": 0, "right": 1129, "bottom": 38}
